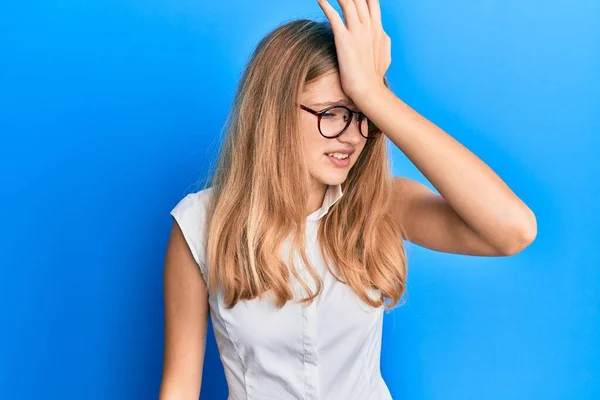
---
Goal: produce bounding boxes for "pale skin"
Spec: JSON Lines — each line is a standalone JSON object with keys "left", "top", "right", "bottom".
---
{"left": 160, "top": 0, "right": 537, "bottom": 397}
{"left": 160, "top": 222, "right": 208, "bottom": 399}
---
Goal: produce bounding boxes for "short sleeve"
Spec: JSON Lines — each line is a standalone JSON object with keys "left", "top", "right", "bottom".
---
{"left": 169, "top": 190, "right": 210, "bottom": 281}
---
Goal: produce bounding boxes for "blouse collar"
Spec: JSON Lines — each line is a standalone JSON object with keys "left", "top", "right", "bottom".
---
{"left": 306, "top": 184, "right": 343, "bottom": 221}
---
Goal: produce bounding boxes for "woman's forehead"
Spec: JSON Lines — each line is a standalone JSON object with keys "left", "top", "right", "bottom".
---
{"left": 301, "top": 74, "right": 355, "bottom": 107}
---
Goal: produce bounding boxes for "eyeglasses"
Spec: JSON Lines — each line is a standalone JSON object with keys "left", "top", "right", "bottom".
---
{"left": 299, "top": 104, "right": 381, "bottom": 139}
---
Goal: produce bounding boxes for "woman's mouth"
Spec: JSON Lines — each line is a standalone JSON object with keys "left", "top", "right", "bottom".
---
{"left": 325, "top": 152, "right": 351, "bottom": 167}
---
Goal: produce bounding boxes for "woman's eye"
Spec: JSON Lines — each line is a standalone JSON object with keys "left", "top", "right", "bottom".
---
{"left": 322, "top": 112, "right": 334, "bottom": 118}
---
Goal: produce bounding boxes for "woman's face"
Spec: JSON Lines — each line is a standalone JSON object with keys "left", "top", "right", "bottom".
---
{"left": 298, "top": 71, "right": 368, "bottom": 190}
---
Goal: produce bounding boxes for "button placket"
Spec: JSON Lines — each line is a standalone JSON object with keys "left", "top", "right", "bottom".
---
{"left": 294, "top": 221, "right": 321, "bottom": 399}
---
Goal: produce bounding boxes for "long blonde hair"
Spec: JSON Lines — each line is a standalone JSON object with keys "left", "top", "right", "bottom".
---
{"left": 202, "top": 19, "right": 407, "bottom": 311}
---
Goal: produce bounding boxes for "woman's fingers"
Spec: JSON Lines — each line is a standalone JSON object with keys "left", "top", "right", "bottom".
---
{"left": 319, "top": 0, "right": 377, "bottom": 31}
{"left": 352, "top": 0, "right": 371, "bottom": 25}
{"left": 317, "top": 0, "right": 347, "bottom": 32}
{"left": 336, "top": 0, "right": 360, "bottom": 30}
{"left": 366, "top": 0, "right": 382, "bottom": 29}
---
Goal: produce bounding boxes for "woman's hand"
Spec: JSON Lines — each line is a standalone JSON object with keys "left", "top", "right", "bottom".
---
{"left": 316, "top": 0, "right": 391, "bottom": 99}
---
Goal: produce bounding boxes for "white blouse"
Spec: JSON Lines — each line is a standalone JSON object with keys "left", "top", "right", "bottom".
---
{"left": 170, "top": 184, "right": 393, "bottom": 400}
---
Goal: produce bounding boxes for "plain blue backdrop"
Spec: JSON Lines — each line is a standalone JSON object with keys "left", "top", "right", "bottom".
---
{"left": 1, "top": 1, "right": 598, "bottom": 399}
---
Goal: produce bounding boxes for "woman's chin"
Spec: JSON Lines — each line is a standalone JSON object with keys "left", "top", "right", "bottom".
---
{"left": 318, "top": 173, "right": 348, "bottom": 186}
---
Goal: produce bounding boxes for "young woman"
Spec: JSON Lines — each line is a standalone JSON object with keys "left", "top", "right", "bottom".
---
{"left": 160, "top": 0, "right": 537, "bottom": 399}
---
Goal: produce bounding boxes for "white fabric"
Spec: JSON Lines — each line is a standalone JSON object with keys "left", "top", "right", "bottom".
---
{"left": 170, "top": 184, "right": 393, "bottom": 400}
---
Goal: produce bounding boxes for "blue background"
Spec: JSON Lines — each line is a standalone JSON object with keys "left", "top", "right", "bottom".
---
{"left": 1, "top": 1, "right": 598, "bottom": 399}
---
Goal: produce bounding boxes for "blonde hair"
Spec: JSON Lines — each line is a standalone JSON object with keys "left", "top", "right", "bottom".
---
{"left": 202, "top": 19, "right": 408, "bottom": 311}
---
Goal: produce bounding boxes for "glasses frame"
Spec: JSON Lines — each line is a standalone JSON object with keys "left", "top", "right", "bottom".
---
{"left": 299, "top": 104, "right": 381, "bottom": 140}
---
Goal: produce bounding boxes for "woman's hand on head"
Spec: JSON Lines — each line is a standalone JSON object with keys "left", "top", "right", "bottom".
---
{"left": 316, "top": 0, "right": 391, "bottom": 99}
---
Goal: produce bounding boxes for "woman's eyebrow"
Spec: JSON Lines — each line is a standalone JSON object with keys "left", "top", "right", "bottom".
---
{"left": 312, "top": 99, "right": 358, "bottom": 108}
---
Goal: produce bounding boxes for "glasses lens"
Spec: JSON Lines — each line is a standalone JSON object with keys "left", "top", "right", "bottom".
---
{"left": 319, "top": 106, "right": 381, "bottom": 139}
{"left": 359, "top": 116, "right": 381, "bottom": 139}
{"left": 320, "top": 107, "right": 351, "bottom": 138}
{"left": 365, "top": 119, "right": 381, "bottom": 138}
